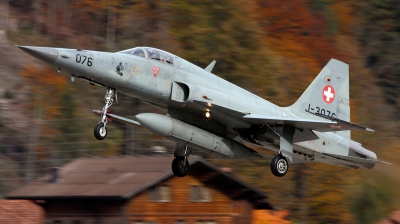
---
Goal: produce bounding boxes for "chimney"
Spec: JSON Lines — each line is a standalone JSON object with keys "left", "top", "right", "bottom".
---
{"left": 49, "top": 167, "right": 62, "bottom": 183}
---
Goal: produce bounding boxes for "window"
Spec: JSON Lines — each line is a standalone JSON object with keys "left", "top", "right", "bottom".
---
{"left": 149, "top": 185, "right": 170, "bottom": 202}
{"left": 190, "top": 185, "right": 211, "bottom": 202}
{"left": 145, "top": 47, "right": 174, "bottom": 65}
{"left": 119, "top": 47, "right": 145, "bottom": 58}
{"left": 131, "top": 48, "right": 145, "bottom": 57}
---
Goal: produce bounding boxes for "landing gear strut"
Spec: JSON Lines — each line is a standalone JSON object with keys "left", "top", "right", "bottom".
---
{"left": 172, "top": 146, "right": 191, "bottom": 177}
{"left": 94, "top": 87, "right": 116, "bottom": 140}
{"left": 270, "top": 154, "right": 289, "bottom": 177}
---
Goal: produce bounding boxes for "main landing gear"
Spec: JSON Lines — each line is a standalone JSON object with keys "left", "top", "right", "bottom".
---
{"left": 172, "top": 146, "right": 191, "bottom": 177}
{"left": 94, "top": 87, "right": 116, "bottom": 140}
{"left": 270, "top": 154, "right": 289, "bottom": 177}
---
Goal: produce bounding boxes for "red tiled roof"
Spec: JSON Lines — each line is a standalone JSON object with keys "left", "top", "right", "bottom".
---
{"left": 0, "top": 200, "right": 44, "bottom": 223}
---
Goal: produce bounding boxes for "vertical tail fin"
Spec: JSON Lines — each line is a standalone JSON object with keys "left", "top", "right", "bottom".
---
{"left": 288, "top": 59, "right": 351, "bottom": 139}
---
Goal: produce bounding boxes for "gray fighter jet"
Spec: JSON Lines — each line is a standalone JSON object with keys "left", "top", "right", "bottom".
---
{"left": 17, "top": 45, "right": 389, "bottom": 177}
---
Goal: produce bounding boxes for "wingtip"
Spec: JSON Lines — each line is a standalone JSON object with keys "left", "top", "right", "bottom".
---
{"left": 366, "top": 128, "right": 374, "bottom": 132}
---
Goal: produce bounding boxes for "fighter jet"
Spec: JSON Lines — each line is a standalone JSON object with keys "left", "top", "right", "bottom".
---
{"left": 17, "top": 45, "right": 389, "bottom": 177}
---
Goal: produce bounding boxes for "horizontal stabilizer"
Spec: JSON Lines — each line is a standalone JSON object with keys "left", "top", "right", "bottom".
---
{"left": 243, "top": 113, "right": 374, "bottom": 133}
{"left": 243, "top": 113, "right": 346, "bottom": 132}
{"left": 309, "top": 112, "right": 374, "bottom": 132}
{"left": 323, "top": 153, "right": 390, "bottom": 165}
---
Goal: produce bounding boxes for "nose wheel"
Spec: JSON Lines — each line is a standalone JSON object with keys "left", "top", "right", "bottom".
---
{"left": 270, "top": 154, "right": 289, "bottom": 177}
{"left": 171, "top": 146, "right": 191, "bottom": 177}
{"left": 94, "top": 87, "right": 116, "bottom": 140}
{"left": 94, "top": 122, "right": 107, "bottom": 140}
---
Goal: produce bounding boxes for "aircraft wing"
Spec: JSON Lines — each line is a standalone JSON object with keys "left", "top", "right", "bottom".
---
{"left": 193, "top": 100, "right": 247, "bottom": 118}
{"left": 192, "top": 100, "right": 372, "bottom": 133}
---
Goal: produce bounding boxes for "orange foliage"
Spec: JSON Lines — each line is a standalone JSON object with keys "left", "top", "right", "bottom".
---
{"left": 20, "top": 63, "right": 68, "bottom": 118}
{"left": 257, "top": 0, "right": 346, "bottom": 73}
{"left": 252, "top": 209, "right": 290, "bottom": 224}
{"left": 331, "top": 1, "right": 354, "bottom": 34}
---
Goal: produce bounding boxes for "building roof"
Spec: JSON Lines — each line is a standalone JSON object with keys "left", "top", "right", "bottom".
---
{"left": 376, "top": 209, "right": 400, "bottom": 224}
{"left": 7, "top": 156, "right": 272, "bottom": 209}
{"left": 0, "top": 200, "right": 44, "bottom": 223}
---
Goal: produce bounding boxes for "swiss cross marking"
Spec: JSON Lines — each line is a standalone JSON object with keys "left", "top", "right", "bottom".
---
{"left": 322, "top": 85, "right": 335, "bottom": 104}
{"left": 152, "top": 66, "right": 160, "bottom": 77}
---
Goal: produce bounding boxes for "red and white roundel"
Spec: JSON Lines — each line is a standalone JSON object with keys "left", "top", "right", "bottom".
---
{"left": 322, "top": 85, "right": 335, "bottom": 104}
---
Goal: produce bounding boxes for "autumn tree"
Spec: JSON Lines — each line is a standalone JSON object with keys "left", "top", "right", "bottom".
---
{"left": 169, "top": 0, "right": 280, "bottom": 99}
{"left": 354, "top": 0, "right": 400, "bottom": 122}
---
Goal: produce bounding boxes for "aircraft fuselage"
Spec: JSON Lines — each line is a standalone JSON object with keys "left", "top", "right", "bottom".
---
{"left": 18, "top": 46, "right": 384, "bottom": 176}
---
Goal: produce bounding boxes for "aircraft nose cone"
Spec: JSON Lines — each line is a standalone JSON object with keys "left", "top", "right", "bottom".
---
{"left": 18, "top": 46, "right": 59, "bottom": 64}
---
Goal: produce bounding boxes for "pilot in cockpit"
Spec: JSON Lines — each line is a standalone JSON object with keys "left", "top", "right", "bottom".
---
{"left": 132, "top": 48, "right": 144, "bottom": 57}
{"left": 149, "top": 50, "right": 160, "bottom": 61}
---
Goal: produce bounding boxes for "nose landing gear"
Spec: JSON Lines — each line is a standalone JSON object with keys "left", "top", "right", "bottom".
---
{"left": 94, "top": 122, "right": 107, "bottom": 140}
{"left": 94, "top": 87, "right": 116, "bottom": 140}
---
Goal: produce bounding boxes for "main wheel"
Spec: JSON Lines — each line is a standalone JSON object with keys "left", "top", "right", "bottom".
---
{"left": 270, "top": 154, "right": 289, "bottom": 177}
{"left": 94, "top": 122, "right": 107, "bottom": 140}
{"left": 172, "top": 156, "right": 190, "bottom": 177}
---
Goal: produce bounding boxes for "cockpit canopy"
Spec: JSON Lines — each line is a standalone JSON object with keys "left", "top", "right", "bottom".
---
{"left": 119, "top": 47, "right": 174, "bottom": 65}
{"left": 119, "top": 47, "right": 145, "bottom": 58}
